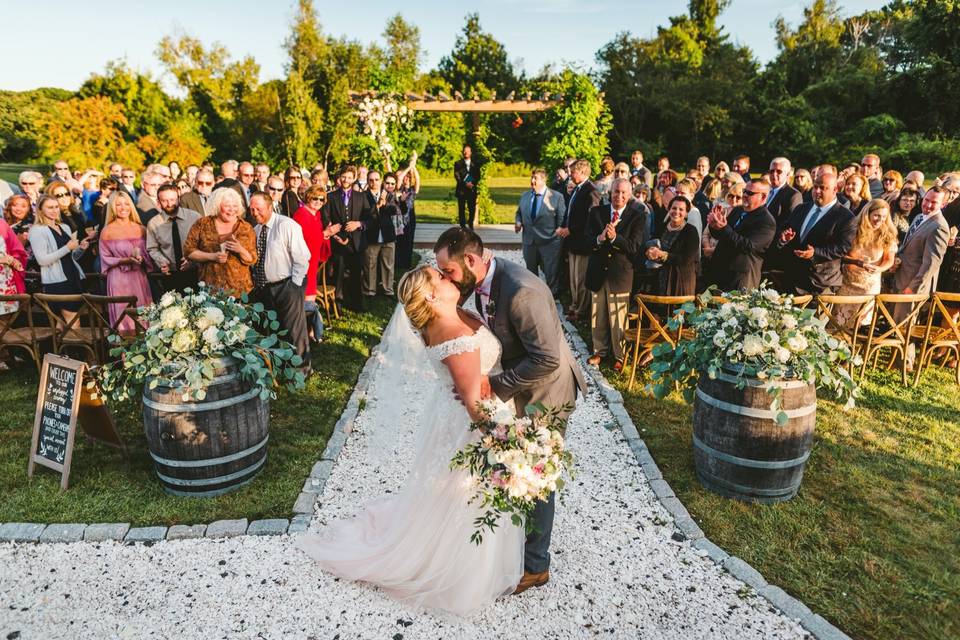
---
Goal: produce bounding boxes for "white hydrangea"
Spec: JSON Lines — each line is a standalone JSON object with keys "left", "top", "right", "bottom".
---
{"left": 742, "top": 334, "right": 765, "bottom": 357}
{"left": 160, "top": 306, "right": 186, "bottom": 330}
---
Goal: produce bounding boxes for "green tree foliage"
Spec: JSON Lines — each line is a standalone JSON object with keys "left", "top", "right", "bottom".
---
{"left": 0, "top": 88, "right": 71, "bottom": 162}
{"left": 36, "top": 96, "right": 144, "bottom": 169}
{"left": 156, "top": 33, "right": 261, "bottom": 160}
{"left": 535, "top": 70, "right": 612, "bottom": 171}
{"left": 78, "top": 62, "right": 173, "bottom": 139}
{"left": 597, "top": 0, "right": 756, "bottom": 165}
{"left": 438, "top": 13, "right": 519, "bottom": 97}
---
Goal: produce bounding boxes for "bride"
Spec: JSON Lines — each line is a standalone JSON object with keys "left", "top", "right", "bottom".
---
{"left": 296, "top": 264, "right": 524, "bottom": 614}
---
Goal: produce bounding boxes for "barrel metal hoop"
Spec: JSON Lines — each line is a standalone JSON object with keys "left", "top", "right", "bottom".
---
{"left": 162, "top": 476, "right": 258, "bottom": 498}
{"left": 693, "top": 434, "right": 811, "bottom": 470}
{"left": 148, "top": 435, "right": 269, "bottom": 468}
{"left": 695, "top": 387, "right": 816, "bottom": 419}
{"left": 714, "top": 370, "right": 810, "bottom": 390}
{"left": 142, "top": 386, "right": 261, "bottom": 413}
{"left": 697, "top": 467, "right": 803, "bottom": 497}
{"left": 155, "top": 455, "right": 267, "bottom": 487}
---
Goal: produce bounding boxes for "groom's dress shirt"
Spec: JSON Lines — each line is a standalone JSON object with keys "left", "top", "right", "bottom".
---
{"left": 475, "top": 258, "right": 497, "bottom": 323}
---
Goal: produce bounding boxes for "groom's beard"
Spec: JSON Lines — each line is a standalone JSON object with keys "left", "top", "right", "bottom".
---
{"left": 452, "top": 267, "right": 477, "bottom": 299}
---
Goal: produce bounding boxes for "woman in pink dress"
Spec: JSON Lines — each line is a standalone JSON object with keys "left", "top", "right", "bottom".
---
{"left": 99, "top": 191, "right": 154, "bottom": 333}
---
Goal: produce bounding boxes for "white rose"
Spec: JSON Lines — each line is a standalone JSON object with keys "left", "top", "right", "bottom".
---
{"left": 171, "top": 329, "right": 197, "bottom": 353}
{"left": 742, "top": 334, "right": 765, "bottom": 357}
{"left": 160, "top": 306, "right": 186, "bottom": 330}
{"left": 762, "top": 289, "right": 781, "bottom": 303}
{"left": 159, "top": 292, "right": 175, "bottom": 308}
{"left": 776, "top": 346, "right": 792, "bottom": 363}
{"left": 202, "top": 326, "right": 221, "bottom": 348}
{"left": 782, "top": 315, "right": 798, "bottom": 330}
{"left": 713, "top": 331, "right": 728, "bottom": 347}
{"left": 787, "top": 335, "right": 808, "bottom": 352}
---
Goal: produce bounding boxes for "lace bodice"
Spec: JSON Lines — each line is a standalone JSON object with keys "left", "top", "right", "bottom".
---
{"left": 426, "top": 325, "right": 502, "bottom": 377}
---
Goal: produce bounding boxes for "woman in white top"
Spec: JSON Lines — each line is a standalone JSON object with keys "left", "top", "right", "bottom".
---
{"left": 28, "top": 195, "right": 89, "bottom": 325}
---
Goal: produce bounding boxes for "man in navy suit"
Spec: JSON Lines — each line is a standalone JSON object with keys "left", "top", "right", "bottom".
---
{"left": 775, "top": 172, "right": 856, "bottom": 295}
{"left": 706, "top": 180, "right": 777, "bottom": 292}
{"left": 324, "top": 165, "right": 376, "bottom": 311}
{"left": 765, "top": 157, "right": 803, "bottom": 225}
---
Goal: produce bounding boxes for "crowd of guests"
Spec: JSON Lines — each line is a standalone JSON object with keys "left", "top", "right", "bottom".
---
{"left": 0, "top": 154, "right": 422, "bottom": 375}
{"left": 510, "top": 151, "right": 960, "bottom": 371}
{"left": 4, "top": 148, "right": 959, "bottom": 375}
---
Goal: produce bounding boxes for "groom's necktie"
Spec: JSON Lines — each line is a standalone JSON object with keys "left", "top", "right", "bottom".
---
{"left": 474, "top": 291, "right": 484, "bottom": 320}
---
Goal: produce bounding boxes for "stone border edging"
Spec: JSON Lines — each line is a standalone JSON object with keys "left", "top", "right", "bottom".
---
{"left": 557, "top": 308, "right": 850, "bottom": 640}
{"left": 0, "top": 344, "right": 383, "bottom": 547}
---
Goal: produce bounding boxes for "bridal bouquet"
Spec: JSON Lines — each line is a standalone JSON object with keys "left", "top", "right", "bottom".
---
{"left": 450, "top": 401, "right": 574, "bottom": 545}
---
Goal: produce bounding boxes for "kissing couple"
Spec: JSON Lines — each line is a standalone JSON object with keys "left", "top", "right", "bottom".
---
{"left": 297, "top": 227, "right": 585, "bottom": 615}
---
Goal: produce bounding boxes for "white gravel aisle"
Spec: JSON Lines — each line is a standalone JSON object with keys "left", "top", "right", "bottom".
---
{"left": 0, "top": 251, "right": 810, "bottom": 640}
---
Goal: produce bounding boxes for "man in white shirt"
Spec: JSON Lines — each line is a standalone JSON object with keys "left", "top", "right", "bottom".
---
{"left": 249, "top": 193, "right": 312, "bottom": 373}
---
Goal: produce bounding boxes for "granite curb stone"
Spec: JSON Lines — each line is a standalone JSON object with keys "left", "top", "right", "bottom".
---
{"left": 39, "top": 524, "right": 87, "bottom": 543}
{"left": 0, "top": 522, "right": 46, "bottom": 542}
{"left": 692, "top": 538, "right": 729, "bottom": 563}
{"left": 722, "top": 555, "right": 768, "bottom": 590}
{"left": 167, "top": 525, "right": 207, "bottom": 540}
{"left": 205, "top": 519, "right": 248, "bottom": 538}
{"left": 800, "top": 614, "right": 853, "bottom": 640}
{"left": 293, "top": 492, "right": 318, "bottom": 514}
{"left": 287, "top": 514, "right": 312, "bottom": 533}
{"left": 759, "top": 585, "right": 813, "bottom": 622}
{"left": 125, "top": 526, "right": 168, "bottom": 543}
{"left": 83, "top": 523, "right": 129, "bottom": 542}
{"left": 247, "top": 519, "right": 289, "bottom": 536}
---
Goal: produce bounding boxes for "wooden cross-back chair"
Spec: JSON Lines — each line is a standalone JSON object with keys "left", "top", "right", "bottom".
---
{"left": 83, "top": 294, "right": 145, "bottom": 364}
{"left": 0, "top": 294, "right": 56, "bottom": 372}
{"left": 317, "top": 264, "right": 340, "bottom": 324}
{"left": 860, "top": 293, "right": 929, "bottom": 384}
{"left": 815, "top": 293, "right": 876, "bottom": 372}
{"left": 32, "top": 293, "right": 99, "bottom": 364}
{"left": 623, "top": 294, "right": 695, "bottom": 392}
{"left": 912, "top": 291, "right": 960, "bottom": 387}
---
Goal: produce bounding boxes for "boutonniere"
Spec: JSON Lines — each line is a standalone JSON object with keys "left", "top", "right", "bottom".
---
{"left": 485, "top": 299, "right": 497, "bottom": 319}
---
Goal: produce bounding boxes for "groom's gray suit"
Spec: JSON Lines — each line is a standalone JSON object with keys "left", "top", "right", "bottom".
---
{"left": 483, "top": 257, "right": 587, "bottom": 573}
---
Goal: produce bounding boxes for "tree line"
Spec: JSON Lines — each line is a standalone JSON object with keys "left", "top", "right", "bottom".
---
{"left": 0, "top": 0, "right": 957, "bottom": 175}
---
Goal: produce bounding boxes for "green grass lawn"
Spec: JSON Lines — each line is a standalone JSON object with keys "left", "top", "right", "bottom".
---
{"left": 0, "top": 295, "right": 399, "bottom": 527}
{"left": 415, "top": 176, "right": 528, "bottom": 225}
{"left": 0, "top": 163, "right": 42, "bottom": 185}
{"left": 599, "top": 356, "right": 959, "bottom": 640}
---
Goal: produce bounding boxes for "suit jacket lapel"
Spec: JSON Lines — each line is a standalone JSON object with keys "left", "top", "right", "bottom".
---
{"left": 488, "top": 260, "right": 504, "bottom": 328}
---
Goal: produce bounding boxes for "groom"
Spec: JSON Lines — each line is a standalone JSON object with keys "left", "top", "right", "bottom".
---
{"left": 434, "top": 227, "right": 587, "bottom": 594}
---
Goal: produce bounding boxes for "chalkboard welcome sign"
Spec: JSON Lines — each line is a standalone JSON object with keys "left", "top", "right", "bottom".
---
{"left": 28, "top": 354, "right": 86, "bottom": 490}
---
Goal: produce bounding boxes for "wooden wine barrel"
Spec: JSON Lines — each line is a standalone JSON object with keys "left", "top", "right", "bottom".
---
{"left": 142, "top": 357, "right": 270, "bottom": 497}
{"left": 692, "top": 364, "right": 816, "bottom": 503}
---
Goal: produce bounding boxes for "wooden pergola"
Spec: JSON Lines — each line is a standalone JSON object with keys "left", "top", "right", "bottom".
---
{"left": 348, "top": 91, "right": 561, "bottom": 113}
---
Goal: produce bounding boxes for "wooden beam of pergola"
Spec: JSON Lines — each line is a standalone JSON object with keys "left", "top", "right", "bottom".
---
{"left": 349, "top": 91, "right": 560, "bottom": 113}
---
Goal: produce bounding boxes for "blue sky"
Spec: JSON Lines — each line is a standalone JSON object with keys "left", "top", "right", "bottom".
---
{"left": 3, "top": 0, "right": 889, "bottom": 92}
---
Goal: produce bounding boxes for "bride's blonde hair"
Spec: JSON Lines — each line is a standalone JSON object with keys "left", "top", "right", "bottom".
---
{"left": 398, "top": 265, "right": 437, "bottom": 330}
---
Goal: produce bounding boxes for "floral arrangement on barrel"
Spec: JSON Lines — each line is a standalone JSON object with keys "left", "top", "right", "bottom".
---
{"left": 450, "top": 401, "right": 574, "bottom": 545}
{"left": 95, "top": 285, "right": 305, "bottom": 403}
{"left": 648, "top": 287, "right": 859, "bottom": 424}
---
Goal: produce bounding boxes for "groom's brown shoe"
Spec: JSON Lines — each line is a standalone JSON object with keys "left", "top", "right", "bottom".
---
{"left": 513, "top": 569, "right": 549, "bottom": 595}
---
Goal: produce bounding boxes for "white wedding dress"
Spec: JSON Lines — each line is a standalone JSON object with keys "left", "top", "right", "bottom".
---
{"left": 296, "top": 307, "right": 524, "bottom": 615}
